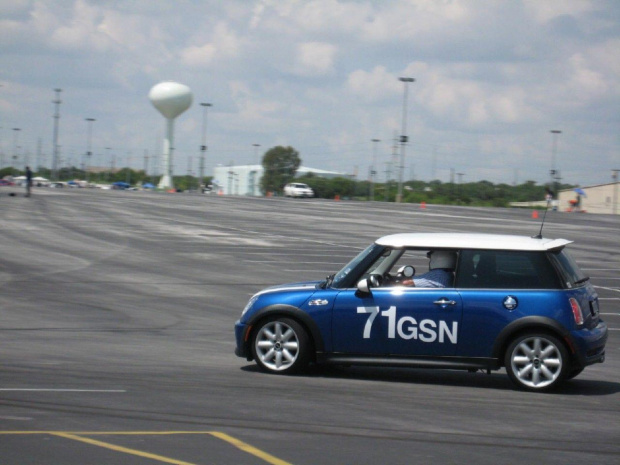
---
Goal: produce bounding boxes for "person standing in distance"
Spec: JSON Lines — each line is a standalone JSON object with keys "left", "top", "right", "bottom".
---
{"left": 25, "top": 166, "right": 33, "bottom": 197}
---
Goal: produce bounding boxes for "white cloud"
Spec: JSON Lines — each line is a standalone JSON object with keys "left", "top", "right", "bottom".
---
{"left": 524, "top": 0, "right": 594, "bottom": 24}
{"left": 293, "top": 41, "right": 337, "bottom": 76}
{"left": 181, "top": 43, "right": 217, "bottom": 67}
{"left": 181, "top": 22, "right": 240, "bottom": 68}
{"left": 346, "top": 66, "right": 400, "bottom": 101}
{"left": 0, "top": 0, "right": 618, "bottom": 186}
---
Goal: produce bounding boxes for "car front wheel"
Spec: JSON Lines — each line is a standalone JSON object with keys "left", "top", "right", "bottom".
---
{"left": 251, "top": 318, "right": 311, "bottom": 374}
{"left": 504, "top": 333, "right": 569, "bottom": 391}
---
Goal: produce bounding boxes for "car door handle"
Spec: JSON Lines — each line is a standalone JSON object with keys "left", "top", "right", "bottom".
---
{"left": 434, "top": 299, "right": 457, "bottom": 306}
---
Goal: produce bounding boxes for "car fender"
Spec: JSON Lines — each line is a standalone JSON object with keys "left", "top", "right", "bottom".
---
{"left": 244, "top": 304, "right": 325, "bottom": 353}
{"left": 492, "top": 316, "right": 571, "bottom": 360}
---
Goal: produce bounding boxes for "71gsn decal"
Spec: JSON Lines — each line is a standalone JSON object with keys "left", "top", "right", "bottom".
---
{"left": 357, "top": 306, "right": 458, "bottom": 343}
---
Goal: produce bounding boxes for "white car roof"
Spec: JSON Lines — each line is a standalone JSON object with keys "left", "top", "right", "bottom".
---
{"left": 375, "top": 233, "right": 572, "bottom": 251}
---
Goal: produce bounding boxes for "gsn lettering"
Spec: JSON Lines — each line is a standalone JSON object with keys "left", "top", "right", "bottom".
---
{"left": 357, "top": 306, "right": 458, "bottom": 344}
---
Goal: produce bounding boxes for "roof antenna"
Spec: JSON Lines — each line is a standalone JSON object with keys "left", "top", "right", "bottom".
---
{"left": 533, "top": 199, "right": 551, "bottom": 239}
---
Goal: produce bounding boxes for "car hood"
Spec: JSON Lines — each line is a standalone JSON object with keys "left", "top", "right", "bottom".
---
{"left": 256, "top": 281, "right": 321, "bottom": 296}
{"left": 244, "top": 280, "right": 323, "bottom": 315}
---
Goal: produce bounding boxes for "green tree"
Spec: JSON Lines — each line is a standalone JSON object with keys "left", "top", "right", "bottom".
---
{"left": 296, "top": 174, "right": 356, "bottom": 199}
{"left": 260, "top": 146, "right": 301, "bottom": 194}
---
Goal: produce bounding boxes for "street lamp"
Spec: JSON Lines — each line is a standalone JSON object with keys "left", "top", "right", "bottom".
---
{"left": 12, "top": 128, "right": 22, "bottom": 175}
{"left": 52, "top": 88, "right": 62, "bottom": 180}
{"left": 457, "top": 172, "right": 465, "bottom": 204}
{"left": 370, "top": 139, "right": 380, "bottom": 201}
{"left": 199, "top": 102, "right": 212, "bottom": 190}
{"left": 397, "top": 77, "right": 415, "bottom": 203}
{"left": 612, "top": 169, "right": 619, "bottom": 216}
{"left": 549, "top": 129, "right": 562, "bottom": 203}
{"left": 85, "top": 118, "right": 95, "bottom": 182}
{"left": 105, "top": 147, "right": 112, "bottom": 182}
{"left": 253, "top": 143, "right": 261, "bottom": 164}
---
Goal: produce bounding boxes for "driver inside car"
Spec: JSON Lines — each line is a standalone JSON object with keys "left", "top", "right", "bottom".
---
{"left": 401, "top": 251, "right": 457, "bottom": 288}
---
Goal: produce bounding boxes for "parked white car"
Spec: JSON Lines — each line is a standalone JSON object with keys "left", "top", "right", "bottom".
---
{"left": 284, "top": 183, "right": 314, "bottom": 198}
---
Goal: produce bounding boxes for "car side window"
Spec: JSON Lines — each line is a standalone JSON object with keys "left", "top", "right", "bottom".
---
{"left": 456, "top": 250, "right": 561, "bottom": 289}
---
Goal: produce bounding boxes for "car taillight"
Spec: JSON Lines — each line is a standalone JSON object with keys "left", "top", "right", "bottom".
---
{"left": 569, "top": 298, "right": 584, "bottom": 326}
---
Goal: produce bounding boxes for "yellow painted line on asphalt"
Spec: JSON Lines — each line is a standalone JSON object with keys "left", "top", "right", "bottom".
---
{"left": 209, "top": 431, "right": 293, "bottom": 465}
{"left": 52, "top": 433, "right": 200, "bottom": 465}
{"left": 0, "top": 431, "right": 293, "bottom": 465}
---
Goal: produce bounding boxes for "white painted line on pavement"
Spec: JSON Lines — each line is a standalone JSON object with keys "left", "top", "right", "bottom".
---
{"left": 0, "top": 389, "right": 126, "bottom": 392}
{"left": 594, "top": 286, "right": 620, "bottom": 293}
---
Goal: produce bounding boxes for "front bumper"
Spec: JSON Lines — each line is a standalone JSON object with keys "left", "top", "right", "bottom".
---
{"left": 234, "top": 320, "right": 250, "bottom": 359}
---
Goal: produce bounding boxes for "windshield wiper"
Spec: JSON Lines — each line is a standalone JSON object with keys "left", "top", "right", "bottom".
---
{"left": 574, "top": 276, "right": 590, "bottom": 285}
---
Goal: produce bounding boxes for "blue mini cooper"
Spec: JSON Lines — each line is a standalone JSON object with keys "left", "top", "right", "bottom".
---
{"left": 235, "top": 233, "right": 607, "bottom": 391}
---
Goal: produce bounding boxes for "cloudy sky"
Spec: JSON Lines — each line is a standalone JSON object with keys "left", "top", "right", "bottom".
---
{"left": 1, "top": 0, "right": 618, "bottom": 186}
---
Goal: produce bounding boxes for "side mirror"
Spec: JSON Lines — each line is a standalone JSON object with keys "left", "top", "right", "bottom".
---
{"left": 357, "top": 278, "right": 371, "bottom": 294}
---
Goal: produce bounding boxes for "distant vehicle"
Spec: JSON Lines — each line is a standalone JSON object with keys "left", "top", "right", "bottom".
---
{"left": 235, "top": 233, "right": 607, "bottom": 392}
{"left": 49, "top": 182, "right": 65, "bottom": 188}
{"left": 284, "top": 183, "right": 314, "bottom": 198}
{"left": 0, "top": 179, "right": 15, "bottom": 186}
{"left": 112, "top": 181, "right": 131, "bottom": 190}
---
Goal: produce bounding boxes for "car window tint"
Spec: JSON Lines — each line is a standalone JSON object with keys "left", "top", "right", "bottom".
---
{"left": 549, "top": 249, "right": 588, "bottom": 288}
{"left": 456, "top": 250, "right": 561, "bottom": 289}
{"left": 391, "top": 249, "right": 429, "bottom": 273}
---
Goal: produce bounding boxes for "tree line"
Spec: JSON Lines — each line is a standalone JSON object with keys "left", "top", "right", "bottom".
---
{"left": 259, "top": 146, "right": 570, "bottom": 207}
{"left": 2, "top": 144, "right": 572, "bottom": 206}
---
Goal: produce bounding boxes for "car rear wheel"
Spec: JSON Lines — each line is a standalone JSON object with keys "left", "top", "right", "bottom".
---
{"left": 505, "top": 333, "right": 569, "bottom": 391}
{"left": 251, "top": 318, "right": 310, "bottom": 374}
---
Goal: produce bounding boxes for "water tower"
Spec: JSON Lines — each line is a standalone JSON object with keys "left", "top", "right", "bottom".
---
{"left": 149, "top": 82, "right": 193, "bottom": 189}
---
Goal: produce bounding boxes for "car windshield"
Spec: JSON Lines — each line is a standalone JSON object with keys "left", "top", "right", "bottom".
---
{"left": 332, "top": 243, "right": 384, "bottom": 288}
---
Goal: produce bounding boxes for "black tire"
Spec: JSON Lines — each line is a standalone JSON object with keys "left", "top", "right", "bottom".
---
{"left": 251, "top": 317, "right": 311, "bottom": 374}
{"left": 504, "top": 333, "right": 569, "bottom": 392}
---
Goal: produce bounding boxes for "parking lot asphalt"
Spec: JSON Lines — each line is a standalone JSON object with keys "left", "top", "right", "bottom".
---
{"left": 1, "top": 187, "right": 619, "bottom": 464}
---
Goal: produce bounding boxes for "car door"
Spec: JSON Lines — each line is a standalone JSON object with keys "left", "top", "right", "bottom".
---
{"left": 331, "top": 287, "right": 463, "bottom": 357}
{"left": 454, "top": 249, "right": 565, "bottom": 357}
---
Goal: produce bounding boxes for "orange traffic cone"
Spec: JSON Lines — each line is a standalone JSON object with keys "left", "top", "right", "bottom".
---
{"left": 532, "top": 210, "right": 539, "bottom": 219}
{"left": 421, "top": 201, "right": 426, "bottom": 209}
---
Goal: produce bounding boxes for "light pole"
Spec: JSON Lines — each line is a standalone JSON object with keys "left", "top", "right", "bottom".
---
{"left": 549, "top": 129, "right": 562, "bottom": 204}
{"left": 253, "top": 143, "right": 261, "bottom": 164}
{"left": 457, "top": 172, "right": 465, "bottom": 204}
{"left": 85, "top": 118, "right": 95, "bottom": 182}
{"left": 397, "top": 77, "right": 415, "bottom": 203}
{"left": 126, "top": 151, "right": 132, "bottom": 185}
{"left": 370, "top": 139, "right": 380, "bottom": 201}
{"left": 0, "top": 126, "right": 4, "bottom": 169}
{"left": 105, "top": 147, "right": 111, "bottom": 182}
{"left": 199, "top": 102, "right": 212, "bottom": 190}
{"left": 612, "top": 169, "right": 619, "bottom": 216}
{"left": 52, "top": 88, "right": 62, "bottom": 180}
{"left": 12, "top": 128, "right": 21, "bottom": 171}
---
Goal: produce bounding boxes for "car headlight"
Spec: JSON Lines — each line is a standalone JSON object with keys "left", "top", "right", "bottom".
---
{"left": 241, "top": 295, "right": 258, "bottom": 317}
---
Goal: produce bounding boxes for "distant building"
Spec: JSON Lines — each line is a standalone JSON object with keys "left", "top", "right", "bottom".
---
{"left": 558, "top": 181, "right": 620, "bottom": 215}
{"left": 212, "top": 164, "right": 350, "bottom": 196}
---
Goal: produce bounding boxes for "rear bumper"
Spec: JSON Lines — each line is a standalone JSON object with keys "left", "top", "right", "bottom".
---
{"left": 568, "top": 320, "right": 608, "bottom": 368}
